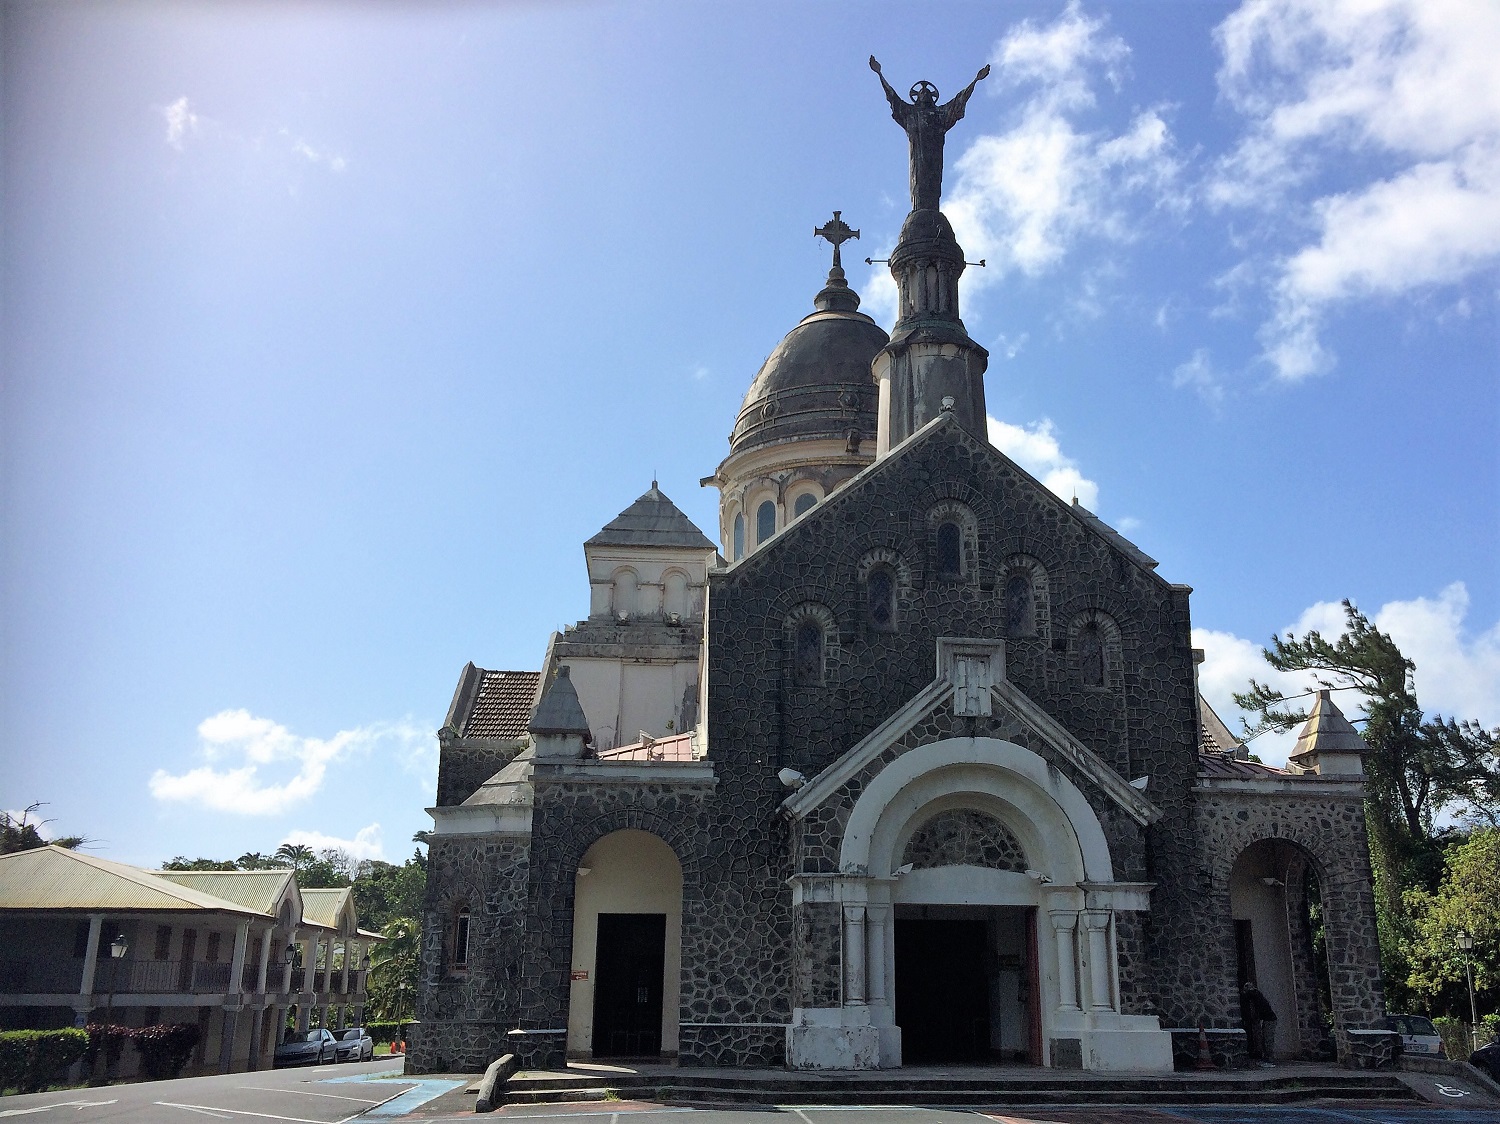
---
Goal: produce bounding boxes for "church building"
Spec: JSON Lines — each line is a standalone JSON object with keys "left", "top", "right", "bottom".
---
{"left": 409, "top": 65, "right": 1391, "bottom": 1075}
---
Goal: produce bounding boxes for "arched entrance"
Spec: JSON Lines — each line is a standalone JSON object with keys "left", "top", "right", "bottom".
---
{"left": 1229, "top": 839, "right": 1331, "bottom": 1061}
{"left": 566, "top": 829, "right": 683, "bottom": 1060}
{"left": 802, "top": 737, "right": 1172, "bottom": 1072}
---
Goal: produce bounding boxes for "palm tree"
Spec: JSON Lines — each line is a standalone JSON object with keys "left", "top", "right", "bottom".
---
{"left": 369, "top": 917, "right": 420, "bottom": 1023}
{"left": 273, "top": 842, "right": 315, "bottom": 871}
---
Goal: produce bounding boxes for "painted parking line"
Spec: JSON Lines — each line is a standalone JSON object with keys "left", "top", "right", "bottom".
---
{"left": 0, "top": 1103, "right": 118, "bottom": 1119}
{"left": 237, "top": 1086, "right": 396, "bottom": 1104}
{"left": 156, "top": 1103, "right": 333, "bottom": 1123}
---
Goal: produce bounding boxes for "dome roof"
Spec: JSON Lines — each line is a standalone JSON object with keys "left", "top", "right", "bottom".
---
{"left": 729, "top": 270, "right": 888, "bottom": 456}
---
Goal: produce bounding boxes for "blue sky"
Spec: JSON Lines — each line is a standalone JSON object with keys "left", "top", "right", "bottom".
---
{"left": 3, "top": 0, "right": 1496, "bottom": 867}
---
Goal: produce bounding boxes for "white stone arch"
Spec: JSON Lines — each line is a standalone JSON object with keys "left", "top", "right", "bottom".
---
{"left": 841, "top": 738, "right": 1114, "bottom": 884}
{"left": 609, "top": 566, "right": 640, "bottom": 619}
{"left": 787, "top": 480, "right": 825, "bottom": 520}
{"left": 661, "top": 567, "right": 692, "bottom": 620}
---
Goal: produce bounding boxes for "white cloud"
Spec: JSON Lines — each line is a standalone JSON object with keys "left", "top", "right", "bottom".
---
{"left": 1171, "top": 348, "right": 1227, "bottom": 409}
{"left": 280, "top": 823, "right": 385, "bottom": 863}
{"left": 161, "top": 97, "right": 199, "bottom": 150}
{"left": 287, "top": 134, "right": 348, "bottom": 173}
{"left": 995, "top": 331, "right": 1029, "bottom": 359}
{"left": 1211, "top": 0, "right": 1500, "bottom": 379}
{"left": 150, "top": 710, "right": 431, "bottom": 816}
{"left": 1196, "top": 582, "right": 1500, "bottom": 767}
{"left": 987, "top": 415, "right": 1099, "bottom": 510}
{"left": 943, "top": 4, "right": 1183, "bottom": 292}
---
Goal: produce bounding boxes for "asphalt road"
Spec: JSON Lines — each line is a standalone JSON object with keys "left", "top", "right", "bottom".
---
{"left": 4, "top": 1067, "right": 1499, "bottom": 1124}
{"left": 0, "top": 1058, "right": 455, "bottom": 1122}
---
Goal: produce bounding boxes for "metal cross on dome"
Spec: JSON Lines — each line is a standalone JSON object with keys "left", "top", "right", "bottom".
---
{"left": 814, "top": 211, "right": 860, "bottom": 270}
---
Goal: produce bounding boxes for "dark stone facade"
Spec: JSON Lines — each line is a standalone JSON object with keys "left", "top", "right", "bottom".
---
{"left": 410, "top": 416, "right": 1387, "bottom": 1074}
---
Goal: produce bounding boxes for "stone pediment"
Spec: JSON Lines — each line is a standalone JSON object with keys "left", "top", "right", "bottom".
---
{"left": 781, "top": 639, "right": 1161, "bottom": 828}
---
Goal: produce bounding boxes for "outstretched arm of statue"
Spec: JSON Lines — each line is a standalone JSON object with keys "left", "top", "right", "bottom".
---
{"left": 869, "top": 55, "right": 908, "bottom": 121}
{"left": 941, "top": 63, "right": 991, "bottom": 127}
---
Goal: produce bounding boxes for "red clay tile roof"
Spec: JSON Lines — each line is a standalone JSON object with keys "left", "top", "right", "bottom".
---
{"left": 463, "top": 670, "right": 540, "bottom": 739}
{"left": 595, "top": 732, "right": 697, "bottom": 762}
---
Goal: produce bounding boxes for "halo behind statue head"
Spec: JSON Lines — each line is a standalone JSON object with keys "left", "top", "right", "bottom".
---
{"left": 909, "top": 80, "right": 939, "bottom": 103}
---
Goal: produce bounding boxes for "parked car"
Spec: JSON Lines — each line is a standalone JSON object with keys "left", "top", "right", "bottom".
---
{"left": 333, "top": 1026, "right": 374, "bottom": 1062}
{"left": 1384, "top": 1013, "right": 1445, "bottom": 1057}
{"left": 273, "top": 1028, "right": 337, "bottom": 1068}
{"left": 1470, "top": 1041, "right": 1500, "bottom": 1080}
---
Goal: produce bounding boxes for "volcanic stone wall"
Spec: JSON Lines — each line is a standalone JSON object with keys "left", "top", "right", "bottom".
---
{"left": 1172, "top": 783, "right": 1386, "bottom": 1048}
{"left": 407, "top": 833, "right": 531, "bottom": 1073}
{"left": 709, "top": 419, "right": 1202, "bottom": 1027}
{"left": 435, "top": 736, "right": 525, "bottom": 807}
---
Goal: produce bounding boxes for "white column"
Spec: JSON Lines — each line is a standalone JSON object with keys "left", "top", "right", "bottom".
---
{"left": 340, "top": 940, "right": 351, "bottom": 995}
{"left": 301, "top": 937, "right": 316, "bottom": 993}
{"left": 1050, "top": 911, "right": 1080, "bottom": 1011}
{"left": 1084, "top": 911, "right": 1114, "bottom": 1012}
{"left": 78, "top": 915, "right": 104, "bottom": 998}
{"left": 228, "top": 921, "right": 250, "bottom": 999}
{"left": 843, "top": 906, "right": 867, "bottom": 1005}
{"left": 255, "top": 928, "right": 272, "bottom": 994}
{"left": 319, "top": 935, "right": 333, "bottom": 993}
{"left": 280, "top": 935, "right": 293, "bottom": 994}
{"left": 865, "top": 906, "right": 888, "bottom": 1005}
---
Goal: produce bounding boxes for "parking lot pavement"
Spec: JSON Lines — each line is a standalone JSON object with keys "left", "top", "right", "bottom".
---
{"left": 471, "top": 1105, "right": 1500, "bottom": 1124}
{"left": 0, "top": 1058, "right": 420, "bottom": 1122}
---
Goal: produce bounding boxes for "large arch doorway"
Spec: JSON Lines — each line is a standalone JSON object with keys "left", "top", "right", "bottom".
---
{"left": 894, "top": 904, "right": 1039, "bottom": 1064}
{"left": 1229, "top": 839, "right": 1331, "bottom": 1061}
{"left": 566, "top": 830, "right": 683, "bottom": 1060}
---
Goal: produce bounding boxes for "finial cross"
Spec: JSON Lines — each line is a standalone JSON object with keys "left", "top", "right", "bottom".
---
{"left": 814, "top": 211, "right": 860, "bottom": 270}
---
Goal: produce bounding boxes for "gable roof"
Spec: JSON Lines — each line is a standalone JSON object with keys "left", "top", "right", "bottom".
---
{"left": 0, "top": 847, "right": 270, "bottom": 917}
{"left": 585, "top": 484, "right": 715, "bottom": 550}
{"left": 724, "top": 412, "right": 1168, "bottom": 588}
{"left": 152, "top": 869, "right": 297, "bottom": 915}
{"left": 444, "top": 663, "right": 540, "bottom": 740}
{"left": 299, "top": 887, "right": 354, "bottom": 931}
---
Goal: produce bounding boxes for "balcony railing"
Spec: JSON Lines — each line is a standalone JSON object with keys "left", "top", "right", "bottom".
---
{"left": 0, "top": 957, "right": 368, "bottom": 999}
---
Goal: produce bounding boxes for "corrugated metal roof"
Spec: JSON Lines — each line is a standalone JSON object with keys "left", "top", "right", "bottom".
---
{"left": 0, "top": 847, "right": 270, "bottom": 916}
{"left": 464, "top": 669, "right": 540, "bottom": 739}
{"left": 299, "top": 887, "right": 352, "bottom": 930}
{"left": 151, "top": 869, "right": 295, "bottom": 915}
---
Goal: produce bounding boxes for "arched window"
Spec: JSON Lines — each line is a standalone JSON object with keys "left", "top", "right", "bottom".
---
{"left": 1004, "top": 571, "right": 1034, "bottom": 636}
{"left": 936, "top": 521, "right": 962, "bottom": 578}
{"left": 794, "top": 620, "right": 824, "bottom": 686}
{"left": 793, "top": 493, "right": 816, "bottom": 518}
{"left": 664, "top": 570, "right": 690, "bottom": 619}
{"left": 867, "top": 567, "right": 896, "bottom": 631}
{"left": 756, "top": 500, "right": 777, "bottom": 545}
{"left": 732, "top": 513, "right": 745, "bottom": 561}
{"left": 453, "top": 907, "right": 471, "bottom": 970}
{"left": 611, "top": 569, "right": 638, "bottom": 618}
{"left": 1078, "top": 622, "right": 1105, "bottom": 687}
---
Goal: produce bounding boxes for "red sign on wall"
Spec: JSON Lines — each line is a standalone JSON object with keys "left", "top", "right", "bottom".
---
{"left": 570, "top": 970, "right": 588, "bottom": 981}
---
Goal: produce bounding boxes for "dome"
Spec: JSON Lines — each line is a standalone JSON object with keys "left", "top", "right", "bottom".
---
{"left": 729, "top": 271, "right": 888, "bottom": 456}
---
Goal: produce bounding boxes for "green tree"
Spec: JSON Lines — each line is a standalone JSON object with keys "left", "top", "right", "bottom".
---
{"left": 273, "top": 843, "right": 315, "bottom": 869}
{"left": 1404, "top": 829, "right": 1499, "bottom": 1013}
{"left": 162, "top": 857, "right": 239, "bottom": 871}
{"left": 1, "top": 805, "right": 85, "bottom": 854}
{"left": 367, "top": 917, "right": 420, "bottom": 1023}
{"left": 1234, "top": 599, "right": 1499, "bottom": 1005}
{"left": 351, "top": 851, "right": 427, "bottom": 933}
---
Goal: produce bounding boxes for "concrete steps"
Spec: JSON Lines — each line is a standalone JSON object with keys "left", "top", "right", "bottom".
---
{"left": 501, "top": 1069, "right": 1415, "bottom": 1107}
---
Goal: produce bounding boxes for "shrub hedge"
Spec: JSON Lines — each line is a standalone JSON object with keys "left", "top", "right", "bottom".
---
{"left": 133, "top": 1024, "right": 201, "bottom": 1081}
{"left": 0, "top": 1029, "right": 90, "bottom": 1094}
{"left": 363, "top": 1021, "right": 407, "bottom": 1045}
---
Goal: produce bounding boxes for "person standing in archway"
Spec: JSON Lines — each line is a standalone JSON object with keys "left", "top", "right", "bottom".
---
{"left": 1241, "top": 981, "right": 1278, "bottom": 1065}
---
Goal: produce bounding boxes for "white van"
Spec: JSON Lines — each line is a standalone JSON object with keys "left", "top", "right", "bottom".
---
{"left": 1386, "top": 1013, "right": 1445, "bottom": 1057}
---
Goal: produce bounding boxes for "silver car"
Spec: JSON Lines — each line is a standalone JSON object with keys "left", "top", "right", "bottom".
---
{"left": 333, "top": 1026, "right": 374, "bottom": 1062}
{"left": 272, "top": 1028, "right": 337, "bottom": 1067}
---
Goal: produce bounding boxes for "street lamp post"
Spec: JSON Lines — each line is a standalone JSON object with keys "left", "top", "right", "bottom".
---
{"left": 1458, "top": 931, "right": 1478, "bottom": 1055}
{"left": 103, "top": 934, "right": 128, "bottom": 1027}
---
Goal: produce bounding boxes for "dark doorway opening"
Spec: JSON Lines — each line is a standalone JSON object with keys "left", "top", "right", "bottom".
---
{"left": 592, "top": 913, "right": 665, "bottom": 1059}
{"left": 895, "top": 906, "right": 1038, "bottom": 1065}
